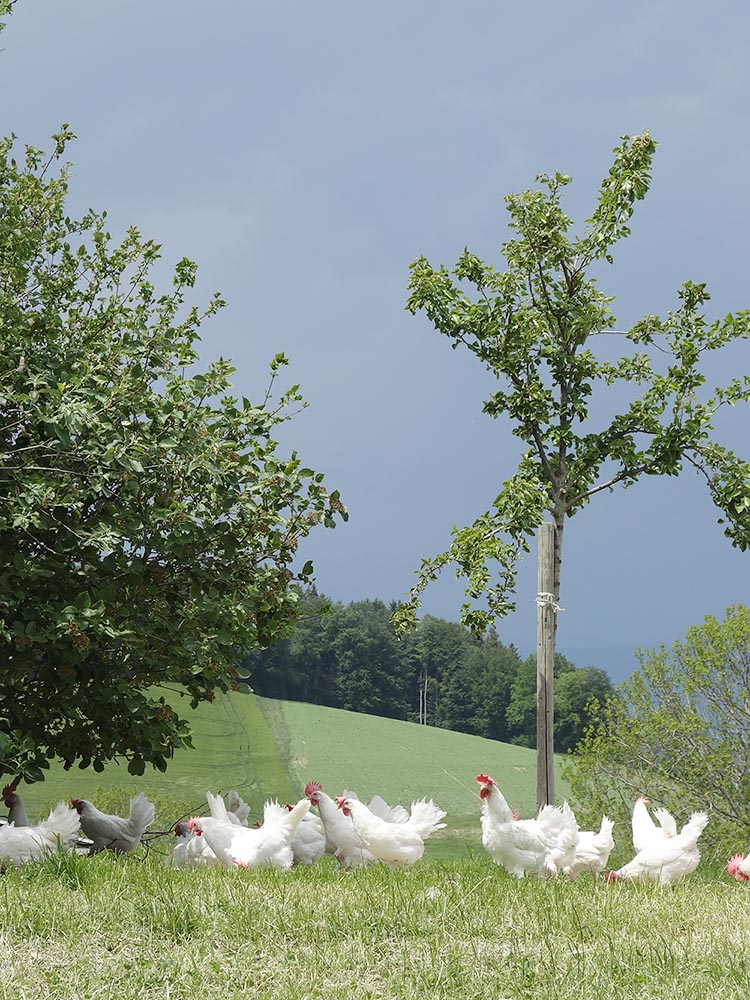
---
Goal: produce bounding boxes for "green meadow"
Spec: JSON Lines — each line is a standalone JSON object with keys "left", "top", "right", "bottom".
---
{"left": 1, "top": 853, "right": 748, "bottom": 1000}
{"left": 6, "top": 692, "right": 749, "bottom": 1000}
{"left": 14, "top": 691, "right": 566, "bottom": 858}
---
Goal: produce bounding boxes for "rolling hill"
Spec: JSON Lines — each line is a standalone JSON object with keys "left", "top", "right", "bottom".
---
{"left": 10, "top": 691, "right": 569, "bottom": 855}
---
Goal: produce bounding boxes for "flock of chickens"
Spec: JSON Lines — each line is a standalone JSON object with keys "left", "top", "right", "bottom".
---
{"left": 476, "top": 774, "right": 711, "bottom": 885}
{"left": 0, "top": 775, "right": 746, "bottom": 884}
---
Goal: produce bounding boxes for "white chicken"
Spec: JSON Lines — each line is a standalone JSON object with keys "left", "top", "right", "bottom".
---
{"left": 71, "top": 792, "right": 155, "bottom": 854}
{"left": 170, "top": 790, "right": 257, "bottom": 866}
{"left": 476, "top": 773, "right": 578, "bottom": 878}
{"left": 0, "top": 801, "right": 80, "bottom": 866}
{"left": 266, "top": 802, "right": 326, "bottom": 865}
{"left": 631, "top": 796, "right": 677, "bottom": 853}
{"left": 187, "top": 796, "right": 310, "bottom": 869}
{"left": 304, "top": 781, "right": 379, "bottom": 868}
{"left": 606, "top": 810, "right": 709, "bottom": 885}
{"left": 2, "top": 785, "right": 31, "bottom": 827}
{"left": 335, "top": 795, "right": 446, "bottom": 867}
{"left": 563, "top": 815, "right": 615, "bottom": 880}
{"left": 169, "top": 820, "right": 219, "bottom": 867}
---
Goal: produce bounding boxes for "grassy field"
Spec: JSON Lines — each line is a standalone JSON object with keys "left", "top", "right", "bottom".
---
{"left": 14, "top": 692, "right": 569, "bottom": 859}
{"left": 4, "top": 693, "right": 744, "bottom": 999}
{"left": 1, "top": 853, "right": 749, "bottom": 1000}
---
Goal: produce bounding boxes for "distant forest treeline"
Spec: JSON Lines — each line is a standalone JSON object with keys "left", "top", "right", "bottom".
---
{"left": 241, "top": 592, "right": 615, "bottom": 753}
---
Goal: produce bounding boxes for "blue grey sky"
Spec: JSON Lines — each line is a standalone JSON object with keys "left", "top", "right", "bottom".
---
{"left": 3, "top": 2, "right": 748, "bottom": 681}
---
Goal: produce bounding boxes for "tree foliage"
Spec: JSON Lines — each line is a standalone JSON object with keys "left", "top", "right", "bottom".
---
{"left": 565, "top": 605, "right": 750, "bottom": 853}
{"left": 394, "top": 132, "right": 750, "bottom": 636}
{"left": 0, "top": 131, "right": 346, "bottom": 782}
{"left": 0, "top": 1, "right": 16, "bottom": 31}
{"left": 243, "top": 591, "right": 614, "bottom": 750}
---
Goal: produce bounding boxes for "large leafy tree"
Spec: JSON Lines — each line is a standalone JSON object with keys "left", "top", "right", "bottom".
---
{"left": 393, "top": 132, "right": 750, "bottom": 711}
{"left": 0, "top": 130, "right": 346, "bottom": 782}
{"left": 566, "top": 605, "right": 750, "bottom": 854}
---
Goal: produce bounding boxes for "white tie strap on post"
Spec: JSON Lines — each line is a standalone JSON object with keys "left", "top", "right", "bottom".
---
{"left": 535, "top": 591, "right": 565, "bottom": 613}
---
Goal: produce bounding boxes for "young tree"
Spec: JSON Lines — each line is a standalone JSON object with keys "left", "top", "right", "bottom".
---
{"left": 566, "top": 605, "right": 750, "bottom": 854}
{"left": 393, "top": 133, "right": 750, "bottom": 795}
{"left": 0, "top": 131, "right": 346, "bottom": 782}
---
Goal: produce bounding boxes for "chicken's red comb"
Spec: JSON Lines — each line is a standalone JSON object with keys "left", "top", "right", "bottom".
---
{"left": 304, "top": 781, "right": 322, "bottom": 797}
{"left": 476, "top": 774, "right": 494, "bottom": 785}
{"left": 2, "top": 785, "right": 15, "bottom": 799}
{"left": 727, "top": 854, "right": 749, "bottom": 881}
{"left": 334, "top": 796, "right": 348, "bottom": 809}
{"left": 604, "top": 870, "right": 619, "bottom": 883}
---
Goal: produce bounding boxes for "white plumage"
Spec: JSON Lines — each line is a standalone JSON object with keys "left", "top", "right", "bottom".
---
{"left": 304, "top": 782, "right": 379, "bottom": 868}
{"left": 564, "top": 815, "right": 615, "bottom": 879}
{"left": 477, "top": 773, "right": 578, "bottom": 878}
{"left": 169, "top": 820, "right": 219, "bottom": 867}
{"left": 71, "top": 792, "right": 155, "bottom": 854}
{"left": 188, "top": 796, "right": 310, "bottom": 869}
{"left": 335, "top": 795, "right": 446, "bottom": 867}
{"left": 2, "top": 785, "right": 31, "bottom": 827}
{"left": 631, "top": 796, "right": 677, "bottom": 853}
{"left": 607, "top": 810, "right": 709, "bottom": 885}
{"left": 260, "top": 801, "right": 327, "bottom": 865}
{"left": 0, "top": 801, "right": 80, "bottom": 866}
{"left": 226, "top": 789, "right": 251, "bottom": 826}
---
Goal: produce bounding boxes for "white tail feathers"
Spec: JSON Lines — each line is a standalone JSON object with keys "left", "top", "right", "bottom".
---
{"left": 368, "top": 794, "right": 409, "bottom": 824}
{"left": 281, "top": 798, "right": 311, "bottom": 842}
{"left": 206, "top": 791, "right": 233, "bottom": 824}
{"left": 262, "top": 800, "right": 290, "bottom": 825}
{"left": 226, "top": 789, "right": 251, "bottom": 825}
{"left": 127, "top": 793, "right": 156, "bottom": 837}
{"left": 599, "top": 815, "right": 615, "bottom": 837}
{"left": 682, "top": 811, "right": 709, "bottom": 839}
{"left": 407, "top": 799, "right": 447, "bottom": 840}
{"left": 537, "top": 800, "right": 577, "bottom": 837}
{"left": 653, "top": 807, "right": 678, "bottom": 838}
{"left": 261, "top": 797, "right": 311, "bottom": 844}
{"left": 40, "top": 802, "right": 80, "bottom": 847}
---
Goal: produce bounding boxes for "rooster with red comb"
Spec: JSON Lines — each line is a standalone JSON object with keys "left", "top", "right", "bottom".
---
{"left": 476, "top": 773, "right": 578, "bottom": 878}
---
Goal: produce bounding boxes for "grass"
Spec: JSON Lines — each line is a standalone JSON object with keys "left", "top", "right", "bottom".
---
{"left": 14, "top": 692, "right": 570, "bottom": 859}
{"left": 1, "top": 854, "right": 749, "bottom": 999}
{"left": 266, "top": 698, "right": 560, "bottom": 824}
{"left": 3, "top": 695, "right": 742, "bottom": 997}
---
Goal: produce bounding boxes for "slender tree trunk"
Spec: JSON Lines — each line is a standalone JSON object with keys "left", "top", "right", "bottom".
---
{"left": 536, "top": 521, "right": 557, "bottom": 809}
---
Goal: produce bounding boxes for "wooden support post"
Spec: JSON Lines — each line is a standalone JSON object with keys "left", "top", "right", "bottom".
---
{"left": 536, "top": 522, "right": 556, "bottom": 810}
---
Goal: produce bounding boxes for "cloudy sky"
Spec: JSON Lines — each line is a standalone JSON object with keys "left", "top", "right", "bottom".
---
{"left": 3, "top": 1, "right": 748, "bottom": 681}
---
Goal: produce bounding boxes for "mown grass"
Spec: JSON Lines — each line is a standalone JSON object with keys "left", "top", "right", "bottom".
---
{"left": 1, "top": 853, "right": 749, "bottom": 1000}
